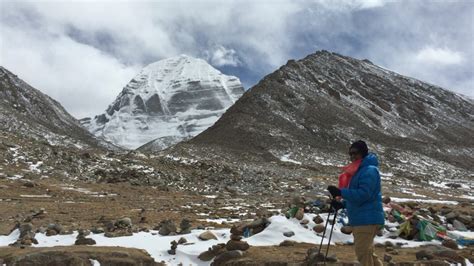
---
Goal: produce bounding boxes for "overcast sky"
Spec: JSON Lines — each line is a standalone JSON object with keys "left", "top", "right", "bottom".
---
{"left": 1, "top": 0, "right": 473, "bottom": 118}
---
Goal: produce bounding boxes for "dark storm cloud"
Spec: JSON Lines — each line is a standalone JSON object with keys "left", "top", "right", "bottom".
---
{"left": 0, "top": 0, "right": 472, "bottom": 118}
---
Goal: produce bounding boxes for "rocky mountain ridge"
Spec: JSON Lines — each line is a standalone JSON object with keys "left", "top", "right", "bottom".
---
{"left": 167, "top": 50, "right": 474, "bottom": 182}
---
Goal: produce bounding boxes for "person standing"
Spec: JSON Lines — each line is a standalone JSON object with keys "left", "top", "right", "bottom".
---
{"left": 328, "top": 140, "right": 384, "bottom": 266}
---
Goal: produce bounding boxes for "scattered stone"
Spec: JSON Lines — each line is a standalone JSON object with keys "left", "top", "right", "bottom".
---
{"left": 300, "top": 219, "right": 309, "bottom": 225}
{"left": 74, "top": 237, "right": 96, "bottom": 245}
{"left": 445, "top": 212, "right": 458, "bottom": 221}
{"left": 211, "top": 250, "right": 243, "bottom": 266}
{"left": 313, "top": 215, "right": 324, "bottom": 224}
{"left": 180, "top": 219, "right": 192, "bottom": 234}
{"left": 313, "top": 224, "right": 325, "bottom": 233}
{"left": 340, "top": 225, "right": 352, "bottom": 235}
{"left": 226, "top": 240, "right": 249, "bottom": 251}
{"left": 116, "top": 217, "right": 132, "bottom": 228}
{"left": 384, "top": 254, "right": 392, "bottom": 262}
{"left": 382, "top": 196, "right": 391, "bottom": 204}
{"left": 46, "top": 223, "right": 62, "bottom": 236}
{"left": 441, "top": 239, "right": 458, "bottom": 250}
{"left": 416, "top": 250, "right": 434, "bottom": 260}
{"left": 158, "top": 220, "right": 177, "bottom": 236}
{"left": 91, "top": 227, "right": 105, "bottom": 234}
{"left": 22, "top": 180, "right": 37, "bottom": 188}
{"left": 104, "top": 231, "right": 132, "bottom": 238}
{"left": 283, "top": 231, "right": 295, "bottom": 237}
{"left": 168, "top": 240, "right": 178, "bottom": 255}
{"left": 198, "top": 244, "right": 226, "bottom": 261}
{"left": 295, "top": 208, "right": 304, "bottom": 220}
{"left": 230, "top": 234, "right": 242, "bottom": 241}
{"left": 279, "top": 240, "right": 296, "bottom": 246}
{"left": 199, "top": 231, "right": 218, "bottom": 241}
{"left": 433, "top": 250, "right": 464, "bottom": 264}
{"left": 178, "top": 237, "right": 187, "bottom": 245}
{"left": 452, "top": 220, "right": 467, "bottom": 231}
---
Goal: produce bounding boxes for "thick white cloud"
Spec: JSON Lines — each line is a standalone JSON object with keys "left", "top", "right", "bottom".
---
{"left": 205, "top": 45, "right": 241, "bottom": 67}
{"left": 414, "top": 47, "right": 463, "bottom": 65}
{"left": 0, "top": 0, "right": 472, "bottom": 119}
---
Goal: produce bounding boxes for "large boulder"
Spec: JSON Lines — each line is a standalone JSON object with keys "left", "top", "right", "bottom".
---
{"left": 199, "top": 231, "right": 218, "bottom": 241}
{"left": 226, "top": 240, "right": 250, "bottom": 251}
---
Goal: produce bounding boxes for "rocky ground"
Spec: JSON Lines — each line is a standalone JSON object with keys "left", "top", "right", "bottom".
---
{"left": 1, "top": 126, "right": 473, "bottom": 265}
{"left": 0, "top": 174, "right": 473, "bottom": 265}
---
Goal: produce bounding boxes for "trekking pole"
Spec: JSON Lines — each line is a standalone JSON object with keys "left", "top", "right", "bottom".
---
{"left": 317, "top": 206, "right": 333, "bottom": 255}
{"left": 325, "top": 208, "right": 339, "bottom": 260}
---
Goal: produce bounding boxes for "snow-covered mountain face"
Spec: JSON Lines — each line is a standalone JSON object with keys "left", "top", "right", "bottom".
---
{"left": 0, "top": 66, "right": 112, "bottom": 149}
{"left": 169, "top": 51, "right": 474, "bottom": 181}
{"left": 82, "top": 55, "right": 244, "bottom": 150}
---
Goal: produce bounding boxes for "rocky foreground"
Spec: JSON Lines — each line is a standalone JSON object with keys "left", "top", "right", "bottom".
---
{"left": 0, "top": 176, "right": 472, "bottom": 265}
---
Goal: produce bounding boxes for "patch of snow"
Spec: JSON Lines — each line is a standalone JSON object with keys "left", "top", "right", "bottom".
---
{"left": 280, "top": 154, "right": 302, "bottom": 165}
{"left": 19, "top": 194, "right": 52, "bottom": 198}
{"left": 390, "top": 197, "right": 458, "bottom": 205}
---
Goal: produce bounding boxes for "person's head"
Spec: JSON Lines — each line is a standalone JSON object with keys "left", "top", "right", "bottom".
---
{"left": 349, "top": 140, "right": 369, "bottom": 161}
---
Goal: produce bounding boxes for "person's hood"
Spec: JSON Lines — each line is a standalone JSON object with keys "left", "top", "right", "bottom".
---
{"left": 360, "top": 153, "right": 378, "bottom": 168}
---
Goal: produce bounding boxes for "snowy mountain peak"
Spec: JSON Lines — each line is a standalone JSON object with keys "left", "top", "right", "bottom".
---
{"left": 82, "top": 55, "right": 244, "bottom": 150}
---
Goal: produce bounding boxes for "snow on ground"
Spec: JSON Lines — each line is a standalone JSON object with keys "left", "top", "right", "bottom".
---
{"left": 198, "top": 218, "right": 241, "bottom": 224}
{"left": 390, "top": 197, "right": 458, "bottom": 205}
{"left": 1, "top": 213, "right": 464, "bottom": 265}
{"left": 280, "top": 154, "right": 302, "bottom": 165}
{"left": 19, "top": 194, "right": 52, "bottom": 198}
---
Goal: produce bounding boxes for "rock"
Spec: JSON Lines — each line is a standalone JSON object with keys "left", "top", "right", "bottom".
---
{"left": 74, "top": 237, "right": 96, "bottom": 245}
{"left": 46, "top": 229, "right": 58, "bottom": 236}
{"left": 91, "top": 227, "right": 105, "bottom": 234}
{"left": 445, "top": 183, "right": 461, "bottom": 188}
{"left": 19, "top": 223, "right": 33, "bottom": 238}
{"left": 313, "top": 224, "right": 325, "bottom": 233}
{"left": 198, "top": 244, "right": 226, "bottom": 261}
{"left": 116, "top": 217, "right": 132, "bottom": 228}
{"left": 300, "top": 219, "right": 309, "bottom": 225}
{"left": 158, "top": 220, "right": 177, "bottom": 236}
{"left": 384, "top": 241, "right": 394, "bottom": 247}
{"left": 230, "top": 225, "right": 245, "bottom": 236}
{"left": 104, "top": 231, "right": 133, "bottom": 238}
{"left": 247, "top": 218, "right": 267, "bottom": 229}
{"left": 434, "top": 250, "right": 464, "bottom": 264}
{"left": 279, "top": 240, "right": 296, "bottom": 246}
{"left": 199, "top": 231, "right": 218, "bottom": 241}
{"left": 180, "top": 219, "right": 192, "bottom": 234}
{"left": 168, "top": 240, "right": 178, "bottom": 255}
{"left": 211, "top": 250, "right": 243, "bottom": 266}
{"left": 178, "top": 237, "right": 187, "bottom": 245}
{"left": 226, "top": 240, "right": 249, "bottom": 251}
{"left": 295, "top": 208, "right": 304, "bottom": 220}
{"left": 457, "top": 214, "right": 472, "bottom": 225}
{"left": 389, "top": 250, "right": 399, "bottom": 255}
{"left": 384, "top": 254, "right": 392, "bottom": 262}
{"left": 325, "top": 254, "right": 337, "bottom": 262}
{"left": 22, "top": 180, "right": 37, "bottom": 188}
{"left": 416, "top": 250, "right": 434, "bottom": 260}
{"left": 441, "top": 239, "right": 458, "bottom": 250}
{"left": 47, "top": 223, "right": 63, "bottom": 234}
{"left": 445, "top": 212, "right": 458, "bottom": 221}
{"left": 382, "top": 196, "right": 391, "bottom": 204}
{"left": 452, "top": 219, "right": 467, "bottom": 231}
{"left": 283, "top": 231, "right": 295, "bottom": 237}
{"left": 230, "top": 234, "right": 242, "bottom": 241}
{"left": 340, "top": 225, "right": 352, "bottom": 234}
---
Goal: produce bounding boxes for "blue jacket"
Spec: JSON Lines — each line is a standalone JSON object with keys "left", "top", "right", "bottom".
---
{"left": 341, "top": 153, "right": 384, "bottom": 226}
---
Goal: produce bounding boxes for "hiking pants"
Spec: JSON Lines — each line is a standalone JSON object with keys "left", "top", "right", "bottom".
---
{"left": 352, "top": 225, "right": 383, "bottom": 266}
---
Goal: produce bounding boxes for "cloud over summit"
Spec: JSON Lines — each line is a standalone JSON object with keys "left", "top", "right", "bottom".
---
{"left": 1, "top": 0, "right": 472, "bottom": 117}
